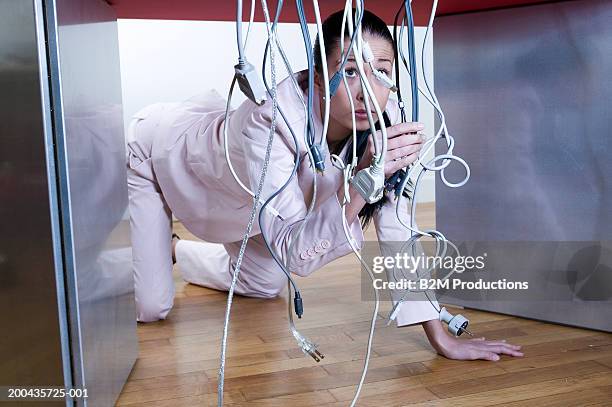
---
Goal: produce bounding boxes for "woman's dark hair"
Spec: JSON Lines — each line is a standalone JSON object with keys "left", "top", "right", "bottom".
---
{"left": 313, "top": 9, "right": 411, "bottom": 230}
{"left": 313, "top": 9, "right": 394, "bottom": 74}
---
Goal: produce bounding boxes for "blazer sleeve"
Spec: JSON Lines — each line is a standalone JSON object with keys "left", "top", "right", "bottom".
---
{"left": 241, "top": 105, "right": 364, "bottom": 278}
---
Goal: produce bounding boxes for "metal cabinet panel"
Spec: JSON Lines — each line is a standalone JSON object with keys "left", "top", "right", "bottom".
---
{"left": 435, "top": 0, "right": 612, "bottom": 331}
{"left": 46, "top": 0, "right": 138, "bottom": 404}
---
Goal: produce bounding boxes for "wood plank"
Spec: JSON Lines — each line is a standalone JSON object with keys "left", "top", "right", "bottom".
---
{"left": 425, "top": 360, "right": 609, "bottom": 399}
{"left": 405, "top": 372, "right": 612, "bottom": 407}
{"left": 118, "top": 204, "right": 612, "bottom": 406}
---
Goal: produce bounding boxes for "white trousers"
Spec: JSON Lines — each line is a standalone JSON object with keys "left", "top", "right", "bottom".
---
{"left": 173, "top": 239, "right": 287, "bottom": 297}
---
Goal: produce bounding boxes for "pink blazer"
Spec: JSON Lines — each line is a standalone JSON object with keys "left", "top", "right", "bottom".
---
{"left": 139, "top": 70, "right": 438, "bottom": 325}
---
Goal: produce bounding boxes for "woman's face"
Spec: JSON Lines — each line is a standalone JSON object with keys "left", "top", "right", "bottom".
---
{"left": 318, "top": 32, "right": 395, "bottom": 144}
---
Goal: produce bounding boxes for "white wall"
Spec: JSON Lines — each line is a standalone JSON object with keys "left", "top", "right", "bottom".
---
{"left": 116, "top": 19, "right": 435, "bottom": 202}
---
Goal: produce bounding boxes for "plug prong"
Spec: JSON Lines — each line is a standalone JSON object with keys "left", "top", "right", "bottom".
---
{"left": 462, "top": 327, "right": 474, "bottom": 337}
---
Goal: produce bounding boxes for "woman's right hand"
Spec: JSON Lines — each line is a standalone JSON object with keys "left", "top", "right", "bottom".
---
{"left": 356, "top": 122, "right": 426, "bottom": 179}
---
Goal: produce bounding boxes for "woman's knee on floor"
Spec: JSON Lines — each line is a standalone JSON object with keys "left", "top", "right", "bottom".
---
{"left": 135, "top": 292, "right": 174, "bottom": 323}
{"left": 238, "top": 271, "right": 287, "bottom": 299}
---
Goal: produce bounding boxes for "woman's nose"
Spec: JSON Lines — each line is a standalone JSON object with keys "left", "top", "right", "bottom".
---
{"left": 356, "top": 89, "right": 364, "bottom": 102}
{"left": 355, "top": 71, "right": 378, "bottom": 103}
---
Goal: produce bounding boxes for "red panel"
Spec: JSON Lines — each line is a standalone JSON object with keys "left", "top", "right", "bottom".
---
{"left": 435, "top": 0, "right": 561, "bottom": 16}
{"left": 108, "top": 0, "right": 560, "bottom": 26}
{"left": 108, "top": 1, "right": 429, "bottom": 25}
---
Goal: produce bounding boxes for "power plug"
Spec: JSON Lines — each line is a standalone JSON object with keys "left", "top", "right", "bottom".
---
{"left": 234, "top": 61, "right": 267, "bottom": 106}
{"left": 292, "top": 330, "right": 325, "bottom": 362}
{"left": 350, "top": 163, "right": 385, "bottom": 203}
{"left": 439, "top": 307, "right": 472, "bottom": 337}
{"left": 299, "top": 339, "right": 325, "bottom": 362}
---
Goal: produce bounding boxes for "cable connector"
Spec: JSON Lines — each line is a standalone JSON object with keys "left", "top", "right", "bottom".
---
{"left": 387, "top": 300, "right": 403, "bottom": 325}
{"left": 394, "top": 171, "right": 410, "bottom": 198}
{"left": 439, "top": 307, "right": 473, "bottom": 337}
{"left": 329, "top": 71, "right": 343, "bottom": 97}
{"left": 385, "top": 170, "right": 404, "bottom": 192}
{"left": 362, "top": 41, "right": 375, "bottom": 63}
{"left": 350, "top": 162, "right": 385, "bottom": 203}
{"left": 372, "top": 69, "right": 398, "bottom": 92}
{"left": 234, "top": 61, "right": 267, "bottom": 106}
{"left": 310, "top": 144, "right": 325, "bottom": 173}
{"left": 293, "top": 291, "right": 304, "bottom": 318}
{"left": 362, "top": 41, "right": 397, "bottom": 92}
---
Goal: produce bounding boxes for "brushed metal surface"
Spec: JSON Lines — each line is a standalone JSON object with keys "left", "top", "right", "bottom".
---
{"left": 46, "top": 0, "right": 138, "bottom": 404}
{"left": 0, "top": 0, "right": 68, "bottom": 398}
{"left": 435, "top": 0, "right": 612, "bottom": 331}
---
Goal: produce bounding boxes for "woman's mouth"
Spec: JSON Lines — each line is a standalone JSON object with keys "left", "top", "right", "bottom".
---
{"left": 354, "top": 110, "right": 375, "bottom": 120}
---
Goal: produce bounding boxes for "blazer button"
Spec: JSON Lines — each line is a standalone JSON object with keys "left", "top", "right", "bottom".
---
{"left": 321, "top": 239, "right": 331, "bottom": 249}
{"left": 314, "top": 243, "right": 324, "bottom": 253}
{"left": 300, "top": 251, "right": 308, "bottom": 260}
{"left": 307, "top": 247, "right": 316, "bottom": 257}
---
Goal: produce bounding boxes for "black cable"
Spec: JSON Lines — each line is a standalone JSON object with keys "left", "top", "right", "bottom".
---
{"left": 392, "top": 2, "right": 407, "bottom": 123}
{"left": 385, "top": 2, "right": 409, "bottom": 192}
{"left": 259, "top": 0, "right": 306, "bottom": 316}
{"left": 405, "top": 0, "right": 418, "bottom": 121}
{"left": 295, "top": 0, "right": 315, "bottom": 148}
{"left": 394, "top": 0, "right": 419, "bottom": 197}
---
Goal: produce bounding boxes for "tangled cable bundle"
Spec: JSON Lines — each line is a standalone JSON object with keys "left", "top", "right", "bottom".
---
{"left": 218, "top": 1, "right": 470, "bottom": 406}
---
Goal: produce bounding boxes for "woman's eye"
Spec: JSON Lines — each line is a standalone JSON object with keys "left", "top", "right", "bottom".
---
{"left": 344, "top": 68, "right": 358, "bottom": 78}
{"left": 378, "top": 69, "right": 390, "bottom": 76}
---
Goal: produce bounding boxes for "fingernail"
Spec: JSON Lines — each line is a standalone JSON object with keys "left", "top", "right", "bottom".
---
{"left": 493, "top": 355, "right": 500, "bottom": 361}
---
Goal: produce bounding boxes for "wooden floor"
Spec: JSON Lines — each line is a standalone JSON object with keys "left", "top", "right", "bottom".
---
{"left": 117, "top": 203, "right": 612, "bottom": 406}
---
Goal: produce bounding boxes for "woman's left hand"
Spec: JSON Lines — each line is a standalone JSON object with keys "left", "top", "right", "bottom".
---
{"left": 423, "top": 319, "right": 523, "bottom": 361}
{"left": 436, "top": 335, "right": 524, "bottom": 361}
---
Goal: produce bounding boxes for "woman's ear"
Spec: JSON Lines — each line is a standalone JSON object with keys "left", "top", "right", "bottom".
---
{"left": 314, "top": 70, "right": 321, "bottom": 91}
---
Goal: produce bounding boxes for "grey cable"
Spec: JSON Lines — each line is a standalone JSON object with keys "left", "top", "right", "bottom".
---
{"left": 217, "top": 1, "right": 278, "bottom": 403}
{"left": 236, "top": 0, "right": 245, "bottom": 63}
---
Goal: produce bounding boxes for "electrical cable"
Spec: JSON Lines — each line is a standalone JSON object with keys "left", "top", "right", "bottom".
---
{"left": 218, "top": 1, "right": 279, "bottom": 404}
{"left": 387, "top": 0, "right": 472, "bottom": 324}
{"left": 258, "top": 1, "right": 302, "bottom": 297}
{"left": 259, "top": 0, "right": 325, "bottom": 359}
{"left": 313, "top": 0, "right": 331, "bottom": 147}
{"left": 333, "top": 1, "right": 384, "bottom": 404}
{"left": 329, "top": 6, "right": 364, "bottom": 97}
{"left": 222, "top": 2, "right": 471, "bottom": 405}
{"left": 236, "top": 0, "right": 245, "bottom": 64}
{"left": 296, "top": 0, "right": 327, "bottom": 172}
{"left": 243, "top": 0, "right": 255, "bottom": 52}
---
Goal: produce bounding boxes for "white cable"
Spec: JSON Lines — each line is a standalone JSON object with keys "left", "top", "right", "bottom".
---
{"left": 218, "top": 1, "right": 279, "bottom": 404}
{"left": 243, "top": 0, "right": 256, "bottom": 52}
{"left": 350, "top": 0, "right": 382, "bottom": 176}
{"left": 343, "top": 1, "right": 387, "bottom": 167}
{"left": 261, "top": 0, "right": 325, "bottom": 363}
{"left": 312, "top": 0, "right": 330, "bottom": 147}
{"left": 221, "top": 81, "right": 282, "bottom": 219}
{"left": 388, "top": 0, "right": 471, "bottom": 321}
{"left": 338, "top": 1, "right": 383, "bottom": 405}
{"left": 236, "top": 0, "right": 245, "bottom": 62}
